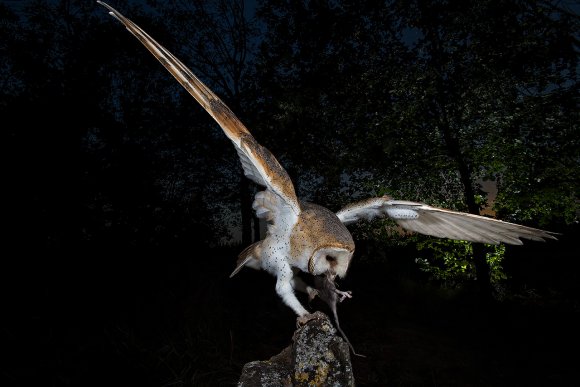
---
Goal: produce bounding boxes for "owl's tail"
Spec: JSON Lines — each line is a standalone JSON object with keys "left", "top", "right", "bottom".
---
{"left": 230, "top": 241, "right": 262, "bottom": 278}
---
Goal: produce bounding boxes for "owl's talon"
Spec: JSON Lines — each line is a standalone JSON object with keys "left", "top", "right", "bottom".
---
{"left": 296, "top": 311, "right": 326, "bottom": 327}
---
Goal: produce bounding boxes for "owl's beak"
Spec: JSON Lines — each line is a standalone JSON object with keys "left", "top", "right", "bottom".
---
{"left": 308, "top": 246, "right": 354, "bottom": 278}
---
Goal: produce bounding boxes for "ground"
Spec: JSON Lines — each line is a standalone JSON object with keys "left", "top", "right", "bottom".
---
{"left": 4, "top": 242, "right": 579, "bottom": 386}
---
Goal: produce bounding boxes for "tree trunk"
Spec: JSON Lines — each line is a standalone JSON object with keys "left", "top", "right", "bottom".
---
{"left": 440, "top": 120, "right": 492, "bottom": 302}
{"left": 472, "top": 243, "right": 492, "bottom": 302}
{"left": 423, "top": 18, "right": 493, "bottom": 302}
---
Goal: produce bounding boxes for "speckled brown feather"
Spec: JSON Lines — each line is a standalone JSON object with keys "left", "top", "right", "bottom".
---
{"left": 240, "top": 134, "right": 300, "bottom": 215}
{"left": 290, "top": 202, "right": 355, "bottom": 262}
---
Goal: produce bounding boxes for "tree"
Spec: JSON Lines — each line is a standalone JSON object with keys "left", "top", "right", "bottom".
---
{"left": 2, "top": 0, "right": 242, "bottom": 251}
{"left": 252, "top": 0, "right": 405, "bottom": 207}
{"left": 252, "top": 0, "right": 579, "bottom": 298}
{"left": 148, "top": 0, "right": 259, "bottom": 244}
{"left": 384, "top": 0, "right": 579, "bottom": 297}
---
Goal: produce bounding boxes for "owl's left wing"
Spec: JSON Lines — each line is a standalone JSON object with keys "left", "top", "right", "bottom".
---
{"left": 98, "top": 1, "right": 300, "bottom": 216}
{"left": 336, "top": 196, "right": 557, "bottom": 245}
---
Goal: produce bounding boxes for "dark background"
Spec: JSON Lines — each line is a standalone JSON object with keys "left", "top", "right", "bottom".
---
{"left": 2, "top": 0, "right": 579, "bottom": 386}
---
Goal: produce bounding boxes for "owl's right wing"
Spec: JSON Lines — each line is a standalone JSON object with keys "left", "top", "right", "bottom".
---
{"left": 98, "top": 2, "right": 301, "bottom": 219}
{"left": 336, "top": 196, "right": 557, "bottom": 245}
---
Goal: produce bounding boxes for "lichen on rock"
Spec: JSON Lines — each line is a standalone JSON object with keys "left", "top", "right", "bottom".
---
{"left": 237, "top": 312, "right": 355, "bottom": 386}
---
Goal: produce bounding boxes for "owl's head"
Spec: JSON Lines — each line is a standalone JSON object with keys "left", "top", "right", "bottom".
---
{"left": 294, "top": 202, "right": 356, "bottom": 278}
{"left": 308, "top": 246, "right": 354, "bottom": 279}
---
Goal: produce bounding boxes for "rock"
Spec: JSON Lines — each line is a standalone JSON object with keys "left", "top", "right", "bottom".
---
{"left": 237, "top": 311, "right": 355, "bottom": 386}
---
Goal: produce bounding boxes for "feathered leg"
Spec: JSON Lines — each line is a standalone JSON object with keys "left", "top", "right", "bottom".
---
{"left": 275, "top": 265, "right": 309, "bottom": 317}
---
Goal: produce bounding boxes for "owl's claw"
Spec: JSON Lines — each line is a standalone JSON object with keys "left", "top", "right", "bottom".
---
{"left": 296, "top": 311, "right": 326, "bottom": 327}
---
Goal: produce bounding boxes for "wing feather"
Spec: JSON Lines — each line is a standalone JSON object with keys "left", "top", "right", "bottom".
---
{"left": 336, "top": 196, "right": 557, "bottom": 245}
{"left": 98, "top": 1, "right": 300, "bottom": 216}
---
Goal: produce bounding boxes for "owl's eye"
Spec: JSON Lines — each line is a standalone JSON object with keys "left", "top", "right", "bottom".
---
{"left": 326, "top": 255, "right": 337, "bottom": 263}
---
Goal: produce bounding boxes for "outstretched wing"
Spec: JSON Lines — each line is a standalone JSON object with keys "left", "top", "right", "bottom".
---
{"left": 98, "top": 1, "right": 300, "bottom": 216}
{"left": 336, "top": 196, "right": 557, "bottom": 245}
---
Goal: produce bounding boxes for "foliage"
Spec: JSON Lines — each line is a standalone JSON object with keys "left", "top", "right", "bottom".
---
{"left": 368, "top": 0, "right": 578, "bottom": 294}
{"left": 415, "top": 238, "right": 507, "bottom": 287}
{"left": 251, "top": 0, "right": 407, "bottom": 207}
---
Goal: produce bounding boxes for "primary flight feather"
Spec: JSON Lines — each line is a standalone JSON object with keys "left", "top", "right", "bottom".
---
{"left": 98, "top": 2, "right": 557, "bottom": 321}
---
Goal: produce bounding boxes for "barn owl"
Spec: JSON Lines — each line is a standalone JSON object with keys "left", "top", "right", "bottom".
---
{"left": 98, "top": 2, "right": 557, "bottom": 320}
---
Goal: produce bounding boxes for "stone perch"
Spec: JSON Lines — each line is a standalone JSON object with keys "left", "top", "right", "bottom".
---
{"left": 237, "top": 312, "right": 355, "bottom": 386}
